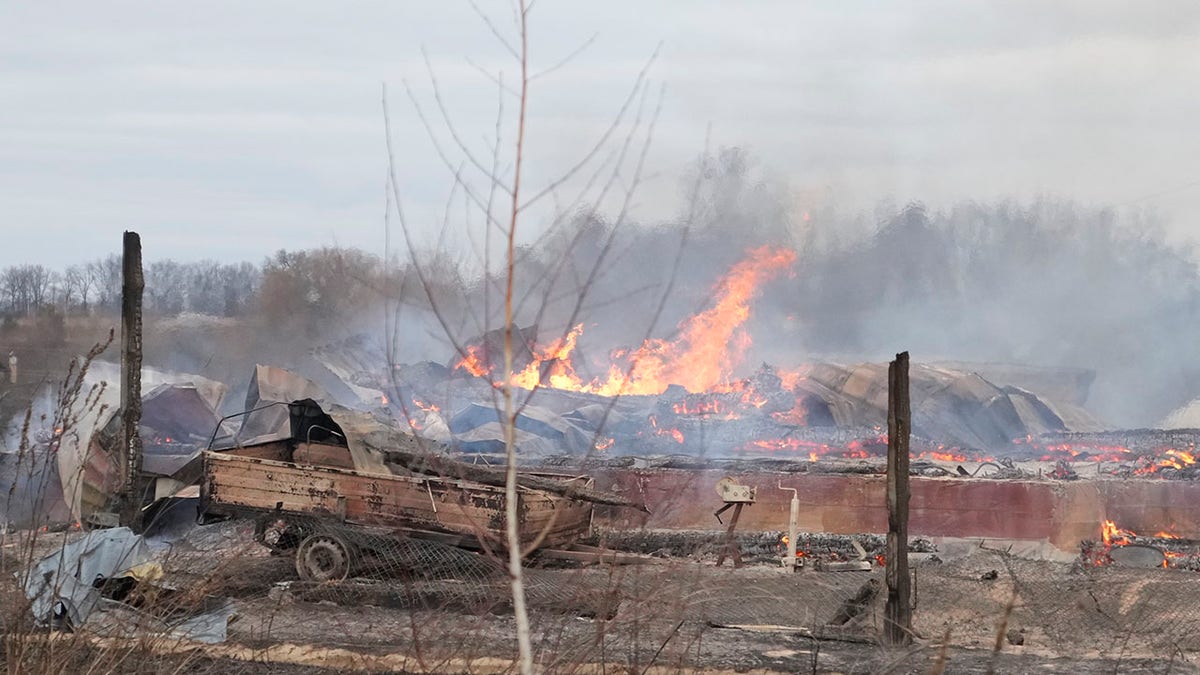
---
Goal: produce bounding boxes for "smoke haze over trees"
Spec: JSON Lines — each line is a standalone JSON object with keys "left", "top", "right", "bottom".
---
{"left": 2, "top": 149, "right": 1195, "bottom": 427}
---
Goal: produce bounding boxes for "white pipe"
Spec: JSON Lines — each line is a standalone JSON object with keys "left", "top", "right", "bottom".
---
{"left": 779, "top": 482, "right": 799, "bottom": 570}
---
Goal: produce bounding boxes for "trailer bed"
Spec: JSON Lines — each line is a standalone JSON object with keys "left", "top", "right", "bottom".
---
{"left": 199, "top": 450, "right": 594, "bottom": 552}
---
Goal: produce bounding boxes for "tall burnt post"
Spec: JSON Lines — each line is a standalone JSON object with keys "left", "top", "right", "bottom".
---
{"left": 885, "top": 351, "right": 912, "bottom": 645}
{"left": 119, "top": 231, "right": 145, "bottom": 530}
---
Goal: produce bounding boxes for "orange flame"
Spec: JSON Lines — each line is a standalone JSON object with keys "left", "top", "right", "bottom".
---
{"left": 453, "top": 344, "right": 489, "bottom": 378}
{"left": 1101, "top": 520, "right": 1134, "bottom": 547}
{"left": 511, "top": 324, "right": 587, "bottom": 390}
{"left": 779, "top": 534, "right": 807, "bottom": 557}
{"left": 588, "top": 246, "right": 796, "bottom": 396}
{"left": 413, "top": 398, "right": 440, "bottom": 414}
{"left": 672, "top": 399, "right": 729, "bottom": 416}
{"left": 648, "top": 415, "right": 685, "bottom": 444}
{"left": 459, "top": 247, "right": 797, "bottom": 397}
{"left": 926, "top": 451, "right": 968, "bottom": 463}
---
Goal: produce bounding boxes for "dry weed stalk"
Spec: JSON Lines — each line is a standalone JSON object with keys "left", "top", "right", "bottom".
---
{"left": 1, "top": 332, "right": 212, "bottom": 673}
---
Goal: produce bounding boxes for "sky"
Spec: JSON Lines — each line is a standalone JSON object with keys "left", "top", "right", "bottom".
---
{"left": 2, "top": 1, "right": 1199, "bottom": 269}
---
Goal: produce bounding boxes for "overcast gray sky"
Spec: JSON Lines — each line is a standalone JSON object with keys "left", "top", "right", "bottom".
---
{"left": 2, "top": 1, "right": 1199, "bottom": 268}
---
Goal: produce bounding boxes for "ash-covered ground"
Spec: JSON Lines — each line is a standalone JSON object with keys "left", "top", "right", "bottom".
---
{"left": 9, "top": 515, "right": 1191, "bottom": 674}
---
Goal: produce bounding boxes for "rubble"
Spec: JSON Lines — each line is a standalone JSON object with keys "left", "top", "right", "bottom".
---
{"left": 308, "top": 326, "right": 1129, "bottom": 470}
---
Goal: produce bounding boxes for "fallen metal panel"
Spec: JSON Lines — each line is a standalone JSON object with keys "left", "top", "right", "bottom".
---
{"left": 22, "top": 527, "right": 154, "bottom": 628}
{"left": 238, "top": 364, "right": 336, "bottom": 444}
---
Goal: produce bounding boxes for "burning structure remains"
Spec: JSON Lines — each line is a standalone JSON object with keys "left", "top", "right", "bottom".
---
{"left": 9, "top": 245, "right": 1200, "bottom": 673}
{"left": 285, "top": 246, "right": 1199, "bottom": 485}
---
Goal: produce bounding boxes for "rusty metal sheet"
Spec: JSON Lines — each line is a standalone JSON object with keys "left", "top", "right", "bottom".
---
{"left": 326, "top": 406, "right": 409, "bottom": 475}
{"left": 237, "top": 365, "right": 336, "bottom": 445}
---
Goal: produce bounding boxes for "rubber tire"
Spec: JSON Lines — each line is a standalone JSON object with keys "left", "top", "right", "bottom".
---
{"left": 294, "top": 534, "right": 355, "bottom": 581}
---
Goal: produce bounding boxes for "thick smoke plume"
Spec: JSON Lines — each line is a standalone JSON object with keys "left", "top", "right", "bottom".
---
{"left": 494, "top": 148, "right": 1197, "bottom": 428}
{"left": 35, "top": 148, "right": 1192, "bottom": 430}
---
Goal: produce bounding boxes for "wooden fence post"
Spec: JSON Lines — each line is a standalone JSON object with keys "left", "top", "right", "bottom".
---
{"left": 119, "top": 231, "right": 145, "bottom": 530}
{"left": 885, "top": 351, "right": 912, "bottom": 645}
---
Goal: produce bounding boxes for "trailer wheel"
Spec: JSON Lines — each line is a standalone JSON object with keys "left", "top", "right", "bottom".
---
{"left": 295, "top": 534, "right": 355, "bottom": 581}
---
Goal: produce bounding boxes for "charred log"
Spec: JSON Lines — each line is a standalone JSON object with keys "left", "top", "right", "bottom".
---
{"left": 826, "top": 577, "right": 880, "bottom": 626}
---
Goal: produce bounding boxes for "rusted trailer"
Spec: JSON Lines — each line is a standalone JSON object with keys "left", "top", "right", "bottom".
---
{"left": 199, "top": 447, "right": 595, "bottom": 580}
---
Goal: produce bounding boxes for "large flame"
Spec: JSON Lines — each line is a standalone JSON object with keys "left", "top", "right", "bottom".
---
{"left": 455, "top": 246, "right": 797, "bottom": 396}
{"left": 588, "top": 245, "right": 797, "bottom": 395}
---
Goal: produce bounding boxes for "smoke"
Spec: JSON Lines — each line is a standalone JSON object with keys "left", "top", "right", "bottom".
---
{"left": 107, "top": 146, "right": 1199, "bottom": 429}
{"left": 1, "top": 386, "right": 67, "bottom": 527}
{"left": 786, "top": 200, "right": 1197, "bottom": 427}
{"left": 499, "top": 148, "right": 1199, "bottom": 428}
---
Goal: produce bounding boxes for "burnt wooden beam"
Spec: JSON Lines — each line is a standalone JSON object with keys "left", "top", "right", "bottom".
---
{"left": 119, "top": 231, "right": 145, "bottom": 529}
{"left": 884, "top": 351, "right": 912, "bottom": 646}
{"left": 827, "top": 577, "right": 881, "bottom": 626}
{"left": 379, "top": 446, "right": 648, "bottom": 512}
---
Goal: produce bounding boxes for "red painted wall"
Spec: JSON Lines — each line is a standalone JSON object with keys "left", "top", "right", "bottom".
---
{"left": 591, "top": 470, "right": 1200, "bottom": 552}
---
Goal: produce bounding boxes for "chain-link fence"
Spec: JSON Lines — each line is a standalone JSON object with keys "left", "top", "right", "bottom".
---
{"left": 911, "top": 545, "right": 1200, "bottom": 661}
{"left": 9, "top": 505, "right": 1200, "bottom": 673}
{"left": 8, "top": 454, "right": 1200, "bottom": 674}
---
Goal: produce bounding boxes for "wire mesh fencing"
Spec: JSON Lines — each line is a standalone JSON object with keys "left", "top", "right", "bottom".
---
{"left": 10, "top": 502, "right": 1200, "bottom": 673}
{"left": 130, "top": 515, "right": 888, "bottom": 666}
{"left": 909, "top": 545, "right": 1200, "bottom": 661}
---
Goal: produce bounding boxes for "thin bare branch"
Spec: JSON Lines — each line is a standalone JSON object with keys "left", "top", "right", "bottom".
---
{"left": 464, "top": 56, "right": 521, "bottom": 97}
{"left": 403, "top": 80, "right": 512, "bottom": 231}
{"left": 424, "top": 48, "right": 515, "bottom": 195}
{"left": 502, "top": 1, "right": 535, "bottom": 672}
{"left": 468, "top": 0, "right": 521, "bottom": 61}
{"left": 516, "top": 83, "right": 664, "bottom": 416}
{"left": 519, "top": 44, "right": 661, "bottom": 212}
{"left": 509, "top": 80, "right": 655, "bottom": 313}
{"left": 382, "top": 86, "right": 477, "bottom": 410}
{"left": 514, "top": 77, "right": 655, "bottom": 320}
{"left": 529, "top": 32, "right": 598, "bottom": 82}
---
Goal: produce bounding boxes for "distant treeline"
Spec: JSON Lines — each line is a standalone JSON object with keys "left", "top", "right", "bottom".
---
{"left": 0, "top": 246, "right": 463, "bottom": 328}
{"left": 0, "top": 257, "right": 261, "bottom": 319}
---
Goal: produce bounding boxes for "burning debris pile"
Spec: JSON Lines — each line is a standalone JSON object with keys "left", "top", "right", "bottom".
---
{"left": 300, "top": 246, "right": 1149, "bottom": 471}
{"left": 1082, "top": 520, "right": 1200, "bottom": 571}
{"left": 15, "top": 361, "right": 230, "bottom": 527}
{"left": 1016, "top": 430, "right": 1200, "bottom": 478}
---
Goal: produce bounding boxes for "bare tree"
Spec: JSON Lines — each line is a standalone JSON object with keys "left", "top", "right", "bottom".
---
{"left": 64, "top": 265, "right": 93, "bottom": 313}
{"left": 0, "top": 265, "right": 57, "bottom": 316}
{"left": 381, "top": 4, "right": 672, "bottom": 672}
{"left": 87, "top": 255, "right": 122, "bottom": 312}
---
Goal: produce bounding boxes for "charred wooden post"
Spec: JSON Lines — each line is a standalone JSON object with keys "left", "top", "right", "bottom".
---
{"left": 119, "top": 231, "right": 145, "bottom": 530}
{"left": 885, "top": 351, "right": 912, "bottom": 645}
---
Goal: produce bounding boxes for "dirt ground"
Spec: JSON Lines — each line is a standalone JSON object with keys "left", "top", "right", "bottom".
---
{"left": 8, "top": 518, "right": 1200, "bottom": 673}
{"left": 151, "top": 520, "right": 1200, "bottom": 673}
